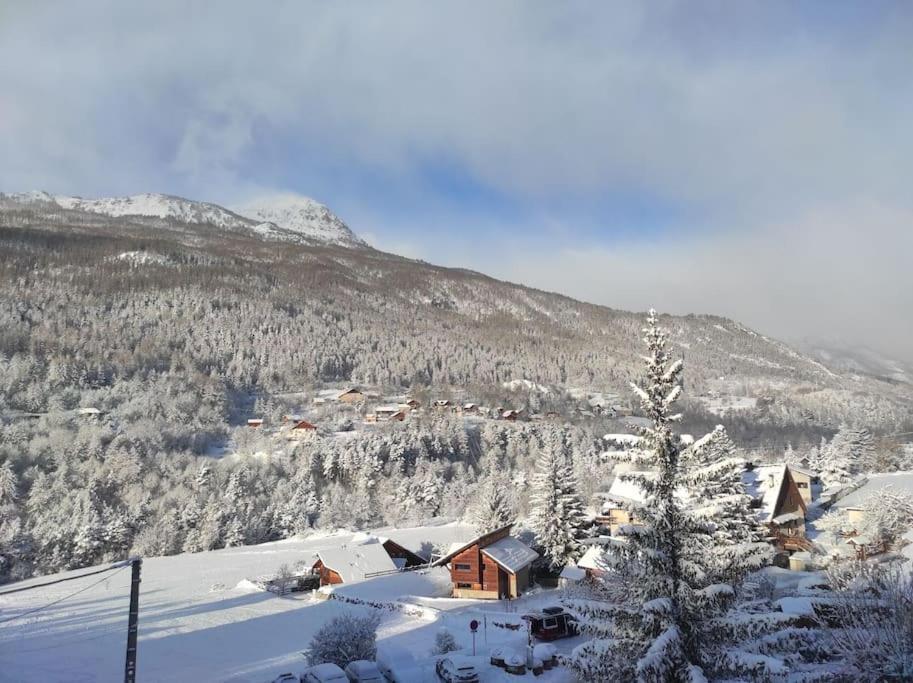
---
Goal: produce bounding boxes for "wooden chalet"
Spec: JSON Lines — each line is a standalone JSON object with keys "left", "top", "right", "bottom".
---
{"left": 246, "top": 418, "right": 264, "bottom": 428}
{"left": 286, "top": 419, "right": 318, "bottom": 439}
{"left": 379, "top": 538, "right": 427, "bottom": 569}
{"left": 311, "top": 539, "right": 398, "bottom": 586}
{"left": 336, "top": 388, "right": 365, "bottom": 404}
{"left": 432, "top": 524, "right": 538, "bottom": 599}
{"left": 743, "top": 463, "right": 811, "bottom": 556}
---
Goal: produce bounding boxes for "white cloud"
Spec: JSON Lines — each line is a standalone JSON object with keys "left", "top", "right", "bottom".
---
{"left": 1, "top": 2, "right": 911, "bottom": 358}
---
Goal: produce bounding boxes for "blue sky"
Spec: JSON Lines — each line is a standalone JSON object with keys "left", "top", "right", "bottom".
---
{"left": 2, "top": 2, "right": 912, "bottom": 358}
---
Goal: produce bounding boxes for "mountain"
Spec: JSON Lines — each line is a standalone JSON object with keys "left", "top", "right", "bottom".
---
{"left": 0, "top": 191, "right": 366, "bottom": 248}
{"left": 233, "top": 194, "right": 366, "bottom": 248}
{"left": 1, "top": 190, "right": 911, "bottom": 432}
{"left": 796, "top": 339, "right": 913, "bottom": 386}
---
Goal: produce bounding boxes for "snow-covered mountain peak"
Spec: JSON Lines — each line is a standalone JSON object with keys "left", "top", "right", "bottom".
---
{"left": 1, "top": 190, "right": 367, "bottom": 248}
{"left": 233, "top": 194, "right": 366, "bottom": 248}
{"left": 53, "top": 193, "right": 251, "bottom": 230}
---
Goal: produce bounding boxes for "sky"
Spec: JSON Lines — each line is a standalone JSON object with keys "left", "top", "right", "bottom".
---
{"left": 1, "top": 2, "right": 912, "bottom": 360}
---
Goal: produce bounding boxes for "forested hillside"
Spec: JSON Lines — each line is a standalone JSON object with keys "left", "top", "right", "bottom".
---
{"left": 1, "top": 194, "right": 911, "bottom": 583}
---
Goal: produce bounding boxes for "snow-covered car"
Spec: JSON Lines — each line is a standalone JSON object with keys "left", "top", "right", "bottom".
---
{"left": 302, "top": 663, "right": 349, "bottom": 683}
{"left": 272, "top": 674, "right": 299, "bottom": 683}
{"left": 344, "top": 660, "right": 385, "bottom": 682}
{"left": 435, "top": 656, "right": 480, "bottom": 683}
{"left": 376, "top": 645, "right": 416, "bottom": 682}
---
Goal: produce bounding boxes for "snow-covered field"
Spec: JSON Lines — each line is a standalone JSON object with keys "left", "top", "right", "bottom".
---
{"left": 0, "top": 523, "right": 578, "bottom": 683}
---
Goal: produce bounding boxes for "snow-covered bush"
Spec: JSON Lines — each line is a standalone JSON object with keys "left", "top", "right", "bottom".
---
{"left": 827, "top": 562, "right": 913, "bottom": 681}
{"left": 431, "top": 627, "right": 459, "bottom": 655}
{"left": 306, "top": 612, "right": 381, "bottom": 669}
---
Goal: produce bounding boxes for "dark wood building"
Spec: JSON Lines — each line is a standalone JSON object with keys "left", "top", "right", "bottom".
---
{"left": 432, "top": 524, "right": 538, "bottom": 599}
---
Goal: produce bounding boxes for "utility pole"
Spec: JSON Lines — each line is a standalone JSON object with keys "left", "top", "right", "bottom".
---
{"left": 124, "top": 557, "right": 142, "bottom": 683}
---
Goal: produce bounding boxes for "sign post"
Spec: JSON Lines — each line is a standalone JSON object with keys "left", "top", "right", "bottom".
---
{"left": 469, "top": 619, "right": 479, "bottom": 656}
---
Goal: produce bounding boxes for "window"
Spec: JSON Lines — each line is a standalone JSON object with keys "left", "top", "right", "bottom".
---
{"left": 796, "top": 482, "right": 808, "bottom": 488}
{"left": 456, "top": 582, "right": 473, "bottom": 589}
{"left": 543, "top": 617, "right": 558, "bottom": 629}
{"left": 454, "top": 563, "right": 472, "bottom": 571}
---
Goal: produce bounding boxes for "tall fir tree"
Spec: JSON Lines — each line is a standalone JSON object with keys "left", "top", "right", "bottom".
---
{"left": 566, "top": 310, "right": 812, "bottom": 682}
{"left": 529, "top": 440, "right": 587, "bottom": 569}
{"left": 467, "top": 455, "right": 515, "bottom": 534}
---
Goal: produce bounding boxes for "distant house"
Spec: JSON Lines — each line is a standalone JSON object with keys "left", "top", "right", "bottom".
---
{"left": 432, "top": 524, "right": 538, "bottom": 599}
{"left": 433, "top": 399, "right": 451, "bottom": 410}
{"left": 312, "top": 539, "right": 399, "bottom": 586}
{"left": 336, "top": 388, "right": 365, "bottom": 404}
{"left": 286, "top": 419, "right": 317, "bottom": 439}
{"left": 743, "top": 463, "right": 810, "bottom": 556}
{"left": 76, "top": 407, "right": 102, "bottom": 418}
{"left": 576, "top": 545, "right": 609, "bottom": 579}
{"left": 595, "top": 474, "right": 651, "bottom": 534}
{"left": 501, "top": 409, "right": 523, "bottom": 421}
{"left": 246, "top": 418, "right": 264, "bottom": 428}
{"left": 462, "top": 403, "right": 479, "bottom": 415}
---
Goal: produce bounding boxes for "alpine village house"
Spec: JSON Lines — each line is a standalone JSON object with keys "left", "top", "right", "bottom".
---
{"left": 432, "top": 524, "right": 539, "bottom": 599}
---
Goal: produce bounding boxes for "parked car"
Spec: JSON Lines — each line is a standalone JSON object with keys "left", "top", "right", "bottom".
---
{"left": 344, "top": 660, "right": 385, "bottom": 682}
{"left": 272, "top": 674, "right": 299, "bottom": 683}
{"left": 376, "top": 645, "right": 415, "bottom": 682}
{"left": 302, "top": 663, "right": 349, "bottom": 683}
{"left": 435, "top": 656, "right": 480, "bottom": 683}
{"left": 522, "top": 606, "right": 578, "bottom": 641}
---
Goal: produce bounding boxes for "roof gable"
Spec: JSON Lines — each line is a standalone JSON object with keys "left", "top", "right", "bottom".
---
{"left": 431, "top": 524, "right": 513, "bottom": 567}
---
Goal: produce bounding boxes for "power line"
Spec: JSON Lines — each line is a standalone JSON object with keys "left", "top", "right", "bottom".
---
{"left": 0, "top": 559, "right": 131, "bottom": 597}
{"left": 0, "top": 565, "right": 127, "bottom": 626}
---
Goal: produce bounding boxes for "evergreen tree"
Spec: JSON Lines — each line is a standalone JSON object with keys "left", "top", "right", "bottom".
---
{"left": 681, "top": 425, "right": 772, "bottom": 583}
{"left": 467, "top": 455, "right": 515, "bottom": 534}
{"left": 529, "top": 440, "right": 586, "bottom": 569}
{"left": 566, "top": 310, "right": 808, "bottom": 682}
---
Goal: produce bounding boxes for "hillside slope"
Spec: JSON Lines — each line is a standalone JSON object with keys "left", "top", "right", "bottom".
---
{"left": 0, "top": 192, "right": 910, "bottom": 430}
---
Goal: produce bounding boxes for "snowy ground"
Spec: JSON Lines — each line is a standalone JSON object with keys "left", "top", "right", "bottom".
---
{"left": 0, "top": 523, "right": 578, "bottom": 683}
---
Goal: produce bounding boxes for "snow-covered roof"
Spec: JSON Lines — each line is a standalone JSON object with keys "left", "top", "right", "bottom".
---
{"left": 480, "top": 537, "right": 538, "bottom": 573}
{"left": 576, "top": 546, "right": 607, "bottom": 571}
{"left": 742, "top": 464, "right": 787, "bottom": 522}
{"left": 559, "top": 565, "right": 586, "bottom": 581}
{"left": 607, "top": 473, "right": 652, "bottom": 504}
{"left": 374, "top": 405, "right": 400, "bottom": 413}
{"left": 315, "top": 540, "right": 397, "bottom": 583}
{"left": 772, "top": 511, "right": 803, "bottom": 525}
{"left": 835, "top": 471, "right": 913, "bottom": 509}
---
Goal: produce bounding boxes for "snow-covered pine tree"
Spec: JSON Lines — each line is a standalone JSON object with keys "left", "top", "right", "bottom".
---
{"left": 467, "top": 455, "right": 515, "bottom": 534}
{"left": 680, "top": 425, "right": 772, "bottom": 583}
{"left": 816, "top": 425, "right": 875, "bottom": 487}
{"left": 566, "top": 310, "right": 810, "bottom": 682}
{"left": 529, "top": 438, "right": 587, "bottom": 569}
